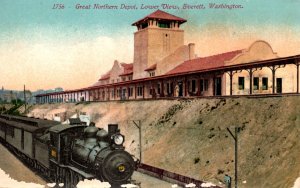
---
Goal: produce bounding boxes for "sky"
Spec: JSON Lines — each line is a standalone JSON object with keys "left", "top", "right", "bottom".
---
{"left": 0, "top": 0, "right": 300, "bottom": 91}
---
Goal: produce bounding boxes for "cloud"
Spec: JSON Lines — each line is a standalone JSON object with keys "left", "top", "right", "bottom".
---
{"left": 0, "top": 30, "right": 133, "bottom": 91}
{"left": 185, "top": 24, "right": 300, "bottom": 58}
{"left": 1, "top": 23, "right": 300, "bottom": 91}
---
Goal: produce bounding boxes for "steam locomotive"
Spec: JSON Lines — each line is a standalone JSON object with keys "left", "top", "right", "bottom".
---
{"left": 0, "top": 114, "right": 137, "bottom": 187}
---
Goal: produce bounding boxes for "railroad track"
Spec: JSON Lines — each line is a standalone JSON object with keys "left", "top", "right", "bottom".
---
{"left": 137, "top": 163, "right": 221, "bottom": 188}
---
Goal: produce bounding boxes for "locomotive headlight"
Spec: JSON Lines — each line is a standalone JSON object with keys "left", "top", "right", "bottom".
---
{"left": 118, "top": 164, "right": 126, "bottom": 172}
{"left": 113, "top": 134, "right": 124, "bottom": 145}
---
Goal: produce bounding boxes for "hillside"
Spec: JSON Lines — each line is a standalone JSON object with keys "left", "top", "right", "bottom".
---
{"left": 27, "top": 96, "right": 300, "bottom": 188}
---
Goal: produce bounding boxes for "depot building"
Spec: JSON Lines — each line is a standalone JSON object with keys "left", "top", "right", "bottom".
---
{"left": 36, "top": 10, "right": 300, "bottom": 103}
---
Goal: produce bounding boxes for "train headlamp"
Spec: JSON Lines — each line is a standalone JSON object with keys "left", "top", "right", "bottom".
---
{"left": 113, "top": 134, "right": 124, "bottom": 145}
{"left": 117, "top": 164, "right": 126, "bottom": 172}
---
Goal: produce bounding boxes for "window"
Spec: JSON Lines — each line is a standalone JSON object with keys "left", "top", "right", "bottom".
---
{"left": 158, "top": 22, "right": 170, "bottom": 28}
{"left": 122, "top": 77, "right": 126, "bottom": 82}
{"left": 201, "top": 79, "right": 209, "bottom": 91}
{"left": 254, "top": 77, "right": 259, "bottom": 90}
{"left": 191, "top": 80, "right": 196, "bottom": 93}
{"left": 137, "top": 86, "right": 143, "bottom": 96}
{"left": 141, "top": 23, "right": 148, "bottom": 29}
{"left": 111, "top": 90, "right": 115, "bottom": 98}
{"left": 128, "top": 75, "right": 133, "bottom": 81}
{"left": 7, "top": 126, "right": 14, "bottom": 137}
{"left": 167, "top": 82, "right": 173, "bottom": 95}
{"left": 262, "top": 77, "right": 268, "bottom": 90}
{"left": 238, "top": 77, "right": 245, "bottom": 90}
{"left": 167, "top": 83, "right": 170, "bottom": 94}
{"left": 50, "top": 133, "right": 59, "bottom": 147}
{"left": 128, "top": 87, "right": 133, "bottom": 97}
{"left": 122, "top": 89, "right": 126, "bottom": 98}
{"left": 149, "top": 71, "right": 155, "bottom": 77}
{"left": 116, "top": 89, "right": 120, "bottom": 98}
{"left": 157, "top": 83, "right": 161, "bottom": 95}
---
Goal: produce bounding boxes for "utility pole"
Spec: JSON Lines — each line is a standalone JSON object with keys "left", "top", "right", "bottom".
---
{"left": 227, "top": 127, "right": 239, "bottom": 188}
{"left": 24, "top": 84, "right": 27, "bottom": 113}
{"left": 132, "top": 120, "right": 142, "bottom": 163}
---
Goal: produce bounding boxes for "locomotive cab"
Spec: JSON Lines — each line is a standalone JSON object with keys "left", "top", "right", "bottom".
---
{"left": 48, "top": 124, "right": 87, "bottom": 164}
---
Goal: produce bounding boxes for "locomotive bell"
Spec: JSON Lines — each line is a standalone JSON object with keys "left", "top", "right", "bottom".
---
{"left": 97, "top": 129, "right": 108, "bottom": 139}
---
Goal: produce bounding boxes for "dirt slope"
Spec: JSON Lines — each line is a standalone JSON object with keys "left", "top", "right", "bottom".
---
{"left": 28, "top": 96, "right": 300, "bottom": 188}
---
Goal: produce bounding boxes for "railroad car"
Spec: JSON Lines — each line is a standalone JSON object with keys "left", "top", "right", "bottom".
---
{"left": 0, "top": 114, "right": 137, "bottom": 188}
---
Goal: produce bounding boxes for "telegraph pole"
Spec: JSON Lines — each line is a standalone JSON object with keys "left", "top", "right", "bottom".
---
{"left": 132, "top": 120, "right": 142, "bottom": 163}
{"left": 227, "top": 127, "right": 239, "bottom": 188}
{"left": 24, "top": 84, "right": 27, "bottom": 113}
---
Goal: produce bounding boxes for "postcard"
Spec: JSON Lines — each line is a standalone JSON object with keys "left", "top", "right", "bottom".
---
{"left": 0, "top": 0, "right": 300, "bottom": 188}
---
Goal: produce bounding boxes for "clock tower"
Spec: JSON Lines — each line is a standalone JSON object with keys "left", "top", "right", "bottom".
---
{"left": 132, "top": 10, "right": 187, "bottom": 79}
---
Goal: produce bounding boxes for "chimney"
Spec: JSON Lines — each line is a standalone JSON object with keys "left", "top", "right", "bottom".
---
{"left": 188, "top": 43, "right": 195, "bottom": 60}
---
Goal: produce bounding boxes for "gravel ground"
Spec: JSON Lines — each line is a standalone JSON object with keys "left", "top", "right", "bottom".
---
{"left": 132, "top": 171, "right": 175, "bottom": 188}
{"left": 0, "top": 144, "right": 46, "bottom": 186}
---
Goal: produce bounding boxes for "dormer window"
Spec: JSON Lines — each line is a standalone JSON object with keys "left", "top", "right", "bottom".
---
{"left": 149, "top": 71, "right": 155, "bottom": 77}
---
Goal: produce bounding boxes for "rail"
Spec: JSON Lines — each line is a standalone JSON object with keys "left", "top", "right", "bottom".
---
{"left": 137, "top": 163, "right": 221, "bottom": 188}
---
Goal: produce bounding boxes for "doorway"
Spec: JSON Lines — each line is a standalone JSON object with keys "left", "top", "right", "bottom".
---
{"left": 276, "top": 78, "right": 282, "bottom": 93}
{"left": 177, "top": 82, "right": 183, "bottom": 97}
{"left": 122, "top": 88, "right": 126, "bottom": 100}
{"left": 214, "top": 77, "right": 222, "bottom": 96}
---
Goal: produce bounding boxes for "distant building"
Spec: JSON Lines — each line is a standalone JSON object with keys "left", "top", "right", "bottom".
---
{"left": 36, "top": 10, "right": 300, "bottom": 103}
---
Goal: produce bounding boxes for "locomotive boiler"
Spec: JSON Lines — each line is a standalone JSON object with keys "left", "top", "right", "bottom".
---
{"left": 0, "top": 115, "right": 137, "bottom": 188}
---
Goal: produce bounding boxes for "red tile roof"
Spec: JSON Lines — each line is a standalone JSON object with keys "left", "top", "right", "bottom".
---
{"left": 167, "top": 50, "right": 243, "bottom": 75}
{"left": 98, "top": 71, "right": 111, "bottom": 81}
{"left": 120, "top": 63, "right": 133, "bottom": 76}
{"left": 144, "top": 64, "right": 157, "bottom": 71}
{"left": 132, "top": 10, "right": 186, "bottom": 26}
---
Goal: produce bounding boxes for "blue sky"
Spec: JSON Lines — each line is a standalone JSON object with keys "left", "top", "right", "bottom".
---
{"left": 0, "top": 0, "right": 300, "bottom": 90}
{"left": 1, "top": 0, "right": 299, "bottom": 40}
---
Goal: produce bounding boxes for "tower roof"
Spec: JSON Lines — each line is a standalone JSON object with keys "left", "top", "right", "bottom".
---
{"left": 132, "top": 10, "right": 187, "bottom": 26}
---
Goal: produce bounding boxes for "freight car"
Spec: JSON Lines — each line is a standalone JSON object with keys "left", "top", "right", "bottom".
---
{"left": 0, "top": 114, "right": 137, "bottom": 187}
